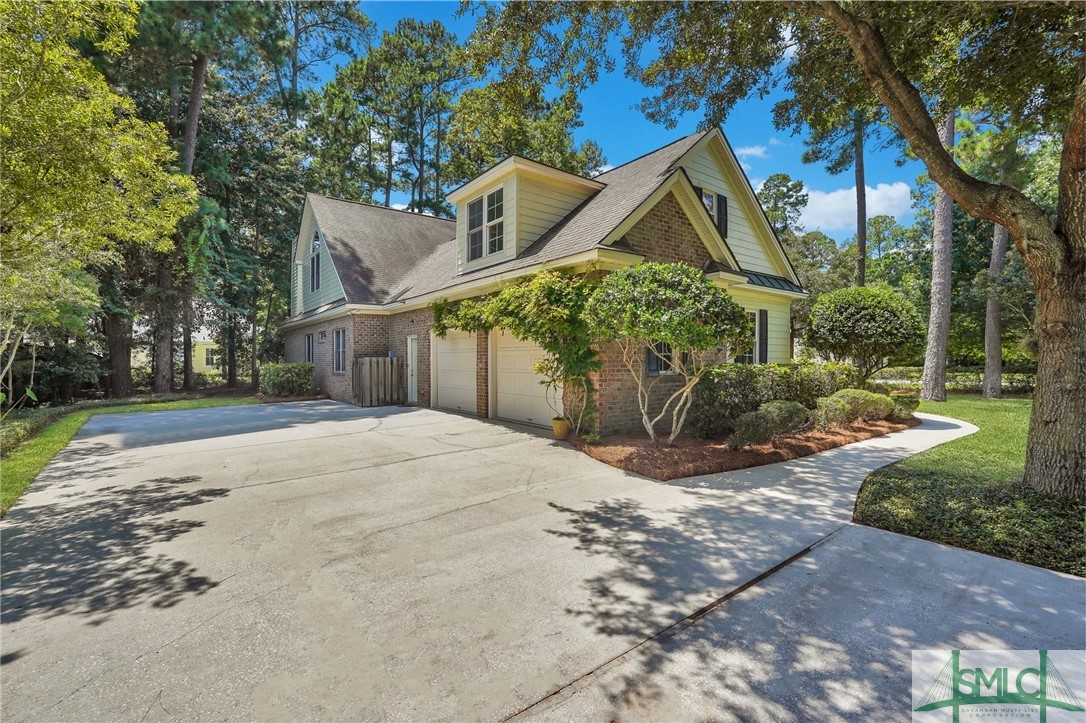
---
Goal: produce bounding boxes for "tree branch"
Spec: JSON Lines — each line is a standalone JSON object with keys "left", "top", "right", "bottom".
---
{"left": 815, "top": 1, "right": 1067, "bottom": 279}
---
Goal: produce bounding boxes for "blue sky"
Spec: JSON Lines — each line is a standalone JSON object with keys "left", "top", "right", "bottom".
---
{"left": 343, "top": 1, "right": 925, "bottom": 241}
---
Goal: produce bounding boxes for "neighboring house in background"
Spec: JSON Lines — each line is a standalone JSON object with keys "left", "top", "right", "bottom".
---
{"left": 281, "top": 128, "right": 806, "bottom": 433}
{"left": 130, "top": 337, "right": 221, "bottom": 376}
{"left": 193, "top": 341, "right": 221, "bottom": 375}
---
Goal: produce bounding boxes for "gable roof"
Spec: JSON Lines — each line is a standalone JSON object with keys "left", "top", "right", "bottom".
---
{"left": 306, "top": 194, "right": 454, "bottom": 305}
{"left": 295, "top": 128, "right": 805, "bottom": 313}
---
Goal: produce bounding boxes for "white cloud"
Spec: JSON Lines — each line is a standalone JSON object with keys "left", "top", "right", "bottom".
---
{"left": 799, "top": 182, "right": 913, "bottom": 232}
{"left": 782, "top": 25, "right": 797, "bottom": 60}
{"left": 740, "top": 160, "right": 753, "bottom": 171}
{"left": 734, "top": 145, "right": 768, "bottom": 159}
{"left": 391, "top": 202, "right": 409, "bottom": 211}
{"left": 592, "top": 164, "right": 615, "bottom": 177}
{"left": 768, "top": 137, "right": 786, "bottom": 147}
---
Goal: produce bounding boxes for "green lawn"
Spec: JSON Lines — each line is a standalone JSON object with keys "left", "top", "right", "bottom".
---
{"left": 855, "top": 395, "right": 1085, "bottom": 576}
{"left": 1, "top": 397, "right": 259, "bottom": 516}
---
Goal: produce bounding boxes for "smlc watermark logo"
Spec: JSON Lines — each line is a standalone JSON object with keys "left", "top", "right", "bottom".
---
{"left": 912, "top": 650, "right": 1086, "bottom": 722}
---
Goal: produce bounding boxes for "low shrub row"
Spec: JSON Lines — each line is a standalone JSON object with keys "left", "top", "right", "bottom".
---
{"left": 728, "top": 388, "right": 915, "bottom": 449}
{"left": 1, "top": 393, "right": 197, "bottom": 456}
{"left": 689, "top": 362, "right": 861, "bottom": 438}
{"left": 871, "top": 366, "right": 1035, "bottom": 394}
{"left": 258, "top": 363, "right": 314, "bottom": 397}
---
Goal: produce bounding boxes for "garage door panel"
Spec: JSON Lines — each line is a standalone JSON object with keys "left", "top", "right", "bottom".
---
{"left": 435, "top": 332, "right": 476, "bottom": 413}
{"left": 494, "top": 332, "right": 559, "bottom": 427}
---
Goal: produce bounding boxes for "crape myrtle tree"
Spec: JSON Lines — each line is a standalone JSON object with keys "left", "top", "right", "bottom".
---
{"left": 464, "top": 1, "right": 1085, "bottom": 496}
{"left": 584, "top": 263, "right": 752, "bottom": 446}
{"left": 804, "top": 286, "right": 924, "bottom": 381}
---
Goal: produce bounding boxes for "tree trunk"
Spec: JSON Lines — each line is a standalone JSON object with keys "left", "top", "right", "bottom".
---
{"left": 152, "top": 256, "right": 174, "bottom": 394}
{"left": 982, "top": 224, "right": 1010, "bottom": 398}
{"left": 227, "top": 315, "right": 238, "bottom": 388}
{"left": 182, "top": 298, "right": 194, "bottom": 390}
{"left": 1025, "top": 269, "right": 1086, "bottom": 498}
{"left": 181, "top": 54, "right": 210, "bottom": 175}
{"left": 384, "top": 124, "right": 393, "bottom": 206}
{"left": 103, "top": 311, "right": 134, "bottom": 398}
{"left": 853, "top": 114, "right": 867, "bottom": 286}
{"left": 920, "top": 111, "right": 956, "bottom": 402}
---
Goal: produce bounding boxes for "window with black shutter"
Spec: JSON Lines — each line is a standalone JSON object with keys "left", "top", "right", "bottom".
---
{"left": 716, "top": 194, "right": 728, "bottom": 238}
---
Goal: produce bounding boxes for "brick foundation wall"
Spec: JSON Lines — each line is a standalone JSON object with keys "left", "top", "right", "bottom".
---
{"left": 389, "top": 307, "right": 433, "bottom": 407}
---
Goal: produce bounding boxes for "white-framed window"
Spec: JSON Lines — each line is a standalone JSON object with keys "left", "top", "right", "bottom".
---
{"left": 304, "top": 334, "right": 314, "bottom": 363}
{"left": 735, "top": 311, "right": 758, "bottom": 365}
{"left": 333, "top": 328, "right": 346, "bottom": 372}
{"left": 701, "top": 189, "right": 716, "bottom": 221}
{"left": 204, "top": 348, "right": 218, "bottom": 367}
{"left": 468, "top": 188, "right": 504, "bottom": 261}
{"left": 318, "top": 330, "right": 327, "bottom": 343}
{"left": 310, "top": 250, "right": 321, "bottom": 292}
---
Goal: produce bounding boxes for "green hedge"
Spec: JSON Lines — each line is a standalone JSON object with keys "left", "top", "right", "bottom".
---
{"left": 1, "top": 393, "right": 196, "bottom": 456}
{"left": 258, "top": 363, "right": 314, "bottom": 397}
{"left": 730, "top": 400, "right": 810, "bottom": 449}
{"left": 813, "top": 388, "right": 894, "bottom": 429}
{"left": 871, "top": 366, "right": 1035, "bottom": 394}
{"left": 689, "top": 362, "right": 860, "bottom": 438}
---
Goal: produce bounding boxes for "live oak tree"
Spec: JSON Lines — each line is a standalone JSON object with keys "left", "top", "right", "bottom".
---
{"left": 465, "top": 0, "right": 1086, "bottom": 496}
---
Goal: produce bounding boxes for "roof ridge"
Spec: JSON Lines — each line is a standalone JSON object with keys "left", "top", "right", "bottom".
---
{"left": 595, "top": 130, "right": 708, "bottom": 178}
{"left": 308, "top": 193, "right": 456, "bottom": 223}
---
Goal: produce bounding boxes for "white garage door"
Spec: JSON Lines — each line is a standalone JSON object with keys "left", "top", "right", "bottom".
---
{"left": 494, "top": 331, "right": 560, "bottom": 427}
{"left": 434, "top": 331, "right": 477, "bottom": 413}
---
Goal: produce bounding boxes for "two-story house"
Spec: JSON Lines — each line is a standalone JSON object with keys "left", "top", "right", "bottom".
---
{"left": 281, "top": 128, "right": 806, "bottom": 434}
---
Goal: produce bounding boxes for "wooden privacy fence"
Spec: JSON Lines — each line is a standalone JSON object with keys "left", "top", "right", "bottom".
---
{"left": 353, "top": 357, "right": 406, "bottom": 407}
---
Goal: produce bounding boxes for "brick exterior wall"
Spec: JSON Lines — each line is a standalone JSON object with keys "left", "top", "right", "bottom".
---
{"left": 283, "top": 189, "right": 756, "bottom": 435}
{"left": 475, "top": 331, "right": 489, "bottom": 417}
{"left": 594, "top": 191, "right": 707, "bottom": 434}
{"left": 624, "top": 191, "right": 714, "bottom": 267}
{"left": 389, "top": 307, "right": 434, "bottom": 407}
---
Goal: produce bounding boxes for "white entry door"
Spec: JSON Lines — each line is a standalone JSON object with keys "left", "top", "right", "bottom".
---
{"left": 493, "top": 331, "right": 559, "bottom": 427}
{"left": 406, "top": 335, "right": 418, "bottom": 403}
{"left": 433, "top": 331, "right": 476, "bottom": 413}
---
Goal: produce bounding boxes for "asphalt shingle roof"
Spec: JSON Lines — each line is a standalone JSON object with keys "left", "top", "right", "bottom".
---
{"left": 390, "top": 131, "right": 710, "bottom": 301}
{"left": 306, "top": 194, "right": 455, "bottom": 305}
{"left": 301, "top": 129, "right": 781, "bottom": 308}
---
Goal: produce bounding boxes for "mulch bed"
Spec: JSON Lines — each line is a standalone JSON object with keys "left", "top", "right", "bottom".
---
{"left": 572, "top": 416, "right": 923, "bottom": 481}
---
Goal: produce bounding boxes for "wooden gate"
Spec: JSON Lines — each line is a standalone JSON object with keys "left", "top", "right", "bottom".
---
{"left": 353, "top": 357, "right": 406, "bottom": 407}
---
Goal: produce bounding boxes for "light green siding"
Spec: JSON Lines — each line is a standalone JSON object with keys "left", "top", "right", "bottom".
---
{"left": 298, "top": 218, "right": 346, "bottom": 313}
{"left": 515, "top": 175, "right": 595, "bottom": 253}
{"left": 678, "top": 144, "right": 782, "bottom": 276}
{"left": 727, "top": 286, "right": 793, "bottom": 363}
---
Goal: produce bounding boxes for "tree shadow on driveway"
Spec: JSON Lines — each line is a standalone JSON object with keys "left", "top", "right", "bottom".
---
{"left": 1, "top": 476, "right": 229, "bottom": 625}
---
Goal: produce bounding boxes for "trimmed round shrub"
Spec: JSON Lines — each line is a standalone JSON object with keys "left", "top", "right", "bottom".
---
{"left": 730, "top": 400, "right": 809, "bottom": 448}
{"left": 259, "top": 363, "right": 314, "bottom": 397}
{"left": 761, "top": 400, "right": 810, "bottom": 434}
{"left": 813, "top": 395, "right": 852, "bottom": 429}
{"left": 804, "top": 286, "right": 924, "bottom": 380}
{"left": 890, "top": 391, "right": 920, "bottom": 419}
{"left": 829, "top": 388, "right": 894, "bottom": 422}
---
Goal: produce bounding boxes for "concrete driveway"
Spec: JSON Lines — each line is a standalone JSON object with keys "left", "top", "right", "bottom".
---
{"left": 1, "top": 401, "right": 1081, "bottom": 721}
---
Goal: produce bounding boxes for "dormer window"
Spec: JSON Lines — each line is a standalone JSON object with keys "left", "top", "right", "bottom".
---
{"left": 468, "top": 188, "right": 504, "bottom": 261}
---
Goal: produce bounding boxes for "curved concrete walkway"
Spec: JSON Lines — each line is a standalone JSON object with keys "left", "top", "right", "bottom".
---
{"left": 6, "top": 404, "right": 1067, "bottom": 723}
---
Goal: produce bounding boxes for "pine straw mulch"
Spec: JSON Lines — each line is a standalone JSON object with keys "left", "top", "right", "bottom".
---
{"left": 572, "top": 416, "right": 923, "bottom": 481}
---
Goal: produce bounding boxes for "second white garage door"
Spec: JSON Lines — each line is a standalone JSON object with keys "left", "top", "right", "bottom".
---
{"left": 434, "top": 331, "right": 476, "bottom": 414}
{"left": 493, "top": 331, "right": 560, "bottom": 427}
